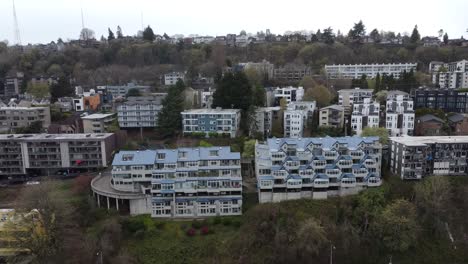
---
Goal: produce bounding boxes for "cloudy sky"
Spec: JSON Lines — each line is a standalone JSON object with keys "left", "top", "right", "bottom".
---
{"left": 1, "top": 0, "right": 467, "bottom": 44}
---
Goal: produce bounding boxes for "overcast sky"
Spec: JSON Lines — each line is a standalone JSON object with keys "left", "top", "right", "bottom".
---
{"left": 1, "top": 0, "right": 467, "bottom": 44}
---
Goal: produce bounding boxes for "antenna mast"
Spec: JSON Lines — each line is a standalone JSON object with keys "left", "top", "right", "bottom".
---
{"left": 141, "top": 12, "right": 144, "bottom": 31}
{"left": 81, "top": 7, "right": 85, "bottom": 29}
{"left": 12, "top": 0, "right": 21, "bottom": 45}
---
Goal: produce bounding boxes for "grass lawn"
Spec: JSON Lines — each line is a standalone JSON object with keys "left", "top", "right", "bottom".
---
{"left": 123, "top": 215, "right": 242, "bottom": 264}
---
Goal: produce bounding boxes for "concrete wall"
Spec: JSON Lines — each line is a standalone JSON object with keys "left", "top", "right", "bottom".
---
{"left": 129, "top": 196, "right": 151, "bottom": 215}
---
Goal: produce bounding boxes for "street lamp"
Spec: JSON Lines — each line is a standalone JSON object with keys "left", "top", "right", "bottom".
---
{"left": 96, "top": 251, "right": 103, "bottom": 264}
{"left": 329, "top": 244, "right": 336, "bottom": 264}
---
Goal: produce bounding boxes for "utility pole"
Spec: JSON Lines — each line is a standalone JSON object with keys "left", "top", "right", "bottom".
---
{"left": 329, "top": 244, "right": 335, "bottom": 264}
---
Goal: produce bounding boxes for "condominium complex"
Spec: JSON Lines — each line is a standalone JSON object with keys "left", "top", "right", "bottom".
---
{"left": 351, "top": 98, "right": 380, "bottom": 136}
{"left": 0, "top": 133, "right": 116, "bottom": 180}
{"left": 273, "top": 63, "right": 312, "bottom": 82}
{"left": 103, "top": 83, "right": 151, "bottom": 98}
{"left": 255, "top": 137, "right": 382, "bottom": 203}
{"left": 273, "top": 86, "right": 304, "bottom": 106}
{"left": 385, "top": 91, "right": 415, "bottom": 136}
{"left": 182, "top": 108, "right": 241, "bottom": 138}
{"left": 253, "top": 107, "right": 281, "bottom": 137}
{"left": 0, "top": 106, "right": 51, "bottom": 133}
{"left": 108, "top": 147, "right": 242, "bottom": 218}
{"left": 319, "top": 105, "right": 345, "bottom": 128}
{"left": 338, "top": 88, "right": 373, "bottom": 110}
{"left": 390, "top": 136, "right": 468, "bottom": 180}
{"left": 164, "top": 72, "right": 185, "bottom": 85}
{"left": 0, "top": 72, "right": 23, "bottom": 98}
{"left": 412, "top": 88, "right": 468, "bottom": 113}
{"left": 117, "top": 95, "right": 165, "bottom": 128}
{"left": 429, "top": 60, "right": 468, "bottom": 89}
{"left": 81, "top": 113, "right": 116, "bottom": 133}
{"left": 325, "top": 63, "right": 417, "bottom": 79}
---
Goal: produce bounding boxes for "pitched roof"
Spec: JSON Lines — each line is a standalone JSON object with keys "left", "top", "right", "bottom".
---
{"left": 417, "top": 114, "right": 444, "bottom": 124}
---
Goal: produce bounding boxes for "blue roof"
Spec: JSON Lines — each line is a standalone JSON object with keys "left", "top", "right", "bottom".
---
{"left": 260, "top": 176, "right": 274, "bottom": 180}
{"left": 112, "top": 150, "right": 157, "bottom": 166}
{"left": 267, "top": 136, "right": 379, "bottom": 151}
{"left": 289, "top": 175, "right": 302, "bottom": 180}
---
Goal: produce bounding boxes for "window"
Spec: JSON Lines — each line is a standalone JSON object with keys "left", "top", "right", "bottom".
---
{"left": 209, "top": 150, "right": 219, "bottom": 156}
{"left": 157, "top": 153, "right": 166, "bottom": 159}
{"left": 178, "top": 151, "right": 187, "bottom": 158}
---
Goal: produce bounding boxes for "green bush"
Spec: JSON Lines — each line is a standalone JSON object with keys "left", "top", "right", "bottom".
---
{"left": 222, "top": 218, "right": 232, "bottom": 226}
{"left": 191, "top": 220, "right": 203, "bottom": 229}
{"left": 231, "top": 219, "right": 242, "bottom": 228}
{"left": 208, "top": 132, "right": 219, "bottom": 138}
{"left": 212, "top": 217, "right": 222, "bottom": 225}
{"left": 122, "top": 217, "right": 147, "bottom": 233}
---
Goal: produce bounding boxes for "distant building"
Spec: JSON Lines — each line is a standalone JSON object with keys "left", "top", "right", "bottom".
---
{"left": 412, "top": 88, "right": 468, "bottom": 113}
{"left": 73, "top": 89, "right": 101, "bottom": 112}
{"left": 117, "top": 95, "right": 166, "bottom": 128}
{"left": 390, "top": 136, "right": 468, "bottom": 180}
{"left": 273, "top": 86, "right": 304, "bottom": 106}
{"left": 325, "top": 63, "right": 417, "bottom": 79}
{"left": 338, "top": 88, "right": 373, "bottom": 112}
{"left": 448, "top": 113, "right": 468, "bottom": 135}
{"left": 255, "top": 137, "right": 382, "bottom": 203}
{"left": 319, "top": 105, "right": 345, "bottom": 128}
{"left": 0, "top": 133, "right": 116, "bottom": 180}
{"left": 104, "top": 83, "right": 151, "bottom": 98}
{"left": 351, "top": 98, "right": 380, "bottom": 136}
{"left": 429, "top": 60, "right": 468, "bottom": 89}
{"left": 0, "top": 106, "right": 51, "bottom": 133}
{"left": 47, "top": 113, "right": 83, "bottom": 134}
{"left": 421, "top": 36, "right": 441, "bottom": 47}
{"left": 273, "top": 63, "right": 312, "bottom": 82}
{"left": 164, "top": 72, "right": 185, "bottom": 86}
{"left": 0, "top": 72, "right": 24, "bottom": 98}
{"left": 385, "top": 91, "right": 415, "bottom": 136}
{"left": 414, "top": 114, "right": 445, "bottom": 136}
{"left": 182, "top": 108, "right": 241, "bottom": 138}
{"left": 81, "top": 113, "right": 116, "bottom": 133}
{"left": 284, "top": 110, "right": 304, "bottom": 138}
{"left": 240, "top": 60, "right": 274, "bottom": 80}
{"left": 253, "top": 107, "right": 281, "bottom": 137}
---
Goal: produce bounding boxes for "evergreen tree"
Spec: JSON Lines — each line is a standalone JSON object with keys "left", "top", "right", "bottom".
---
{"left": 370, "top": 28, "right": 381, "bottom": 43}
{"left": 443, "top": 33, "right": 449, "bottom": 45}
{"left": 322, "top": 27, "right": 335, "bottom": 44}
{"left": 117, "top": 26, "right": 123, "bottom": 39}
{"left": 375, "top": 73, "right": 381, "bottom": 92}
{"left": 410, "top": 25, "right": 421, "bottom": 43}
{"left": 349, "top": 20, "right": 366, "bottom": 41}
{"left": 143, "top": 26, "right": 155, "bottom": 41}
{"left": 157, "top": 80, "right": 185, "bottom": 137}
{"left": 212, "top": 72, "right": 253, "bottom": 111}
{"left": 107, "top": 28, "right": 115, "bottom": 41}
{"left": 50, "top": 77, "right": 73, "bottom": 102}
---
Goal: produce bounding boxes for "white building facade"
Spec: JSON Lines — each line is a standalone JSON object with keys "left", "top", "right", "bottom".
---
{"left": 117, "top": 95, "right": 165, "bottom": 128}
{"left": 429, "top": 60, "right": 468, "bottom": 89}
{"left": 255, "top": 137, "right": 382, "bottom": 203}
{"left": 164, "top": 72, "right": 186, "bottom": 86}
{"left": 385, "top": 91, "right": 415, "bottom": 137}
{"left": 351, "top": 98, "right": 380, "bottom": 136}
{"left": 273, "top": 86, "right": 304, "bottom": 106}
{"left": 325, "top": 63, "right": 418, "bottom": 79}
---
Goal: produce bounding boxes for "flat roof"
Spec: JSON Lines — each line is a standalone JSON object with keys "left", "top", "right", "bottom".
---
{"left": 81, "top": 113, "right": 115, "bottom": 120}
{"left": 0, "top": 106, "right": 48, "bottom": 110}
{"left": 390, "top": 136, "right": 468, "bottom": 146}
{"left": 0, "top": 133, "right": 114, "bottom": 141}
{"left": 182, "top": 108, "right": 240, "bottom": 114}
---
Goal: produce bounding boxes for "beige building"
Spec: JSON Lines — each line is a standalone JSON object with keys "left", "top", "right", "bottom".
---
{"left": 0, "top": 106, "right": 51, "bottom": 133}
{"left": 81, "top": 113, "right": 116, "bottom": 133}
{"left": 319, "top": 105, "right": 345, "bottom": 128}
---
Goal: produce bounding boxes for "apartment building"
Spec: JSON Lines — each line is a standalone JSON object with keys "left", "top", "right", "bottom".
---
{"left": 0, "top": 133, "right": 115, "bottom": 180}
{"left": 104, "top": 83, "right": 151, "bottom": 98}
{"left": 325, "top": 63, "right": 417, "bottom": 79}
{"left": 273, "top": 86, "right": 304, "bottom": 106}
{"left": 117, "top": 95, "right": 165, "bottom": 128}
{"left": 273, "top": 63, "right": 312, "bottom": 82}
{"left": 351, "top": 98, "right": 380, "bottom": 136}
{"left": 82, "top": 113, "right": 116, "bottom": 133}
{"left": 240, "top": 60, "right": 274, "bottom": 80}
{"left": 385, "top": 91, "right": 415, "bottom": 136}
{"left": 412, "top": 88, "right": 468, "bottom": 113}
{"left": 429, "top": 60, "right": 468, "bottom": 89}
{"left": 0, "top": 72, "right": 23, "bottom": 98}
{"left": 390, "top": 136, "right": 468, "bottom": 180}
{"left": 284, "top": 110, "right": 304, "bottom": 138}
{"left": 0, "top": 106, "right": 51, "bottom": 133}
{"left": 253, "top": 107, "right": 281, "bottom": 137}
{"left": 287, "top": 101, "right": 316, "bottom": 122}
{"left": 73, "top": 90, "right": 101, "bottom": 112}
{"left": 109, "top": 147, "right": 242, "bottom": 218}
{"left": 164, "top": 72, "right": 185, "bottom": 85}
{"left": 338, "top": 88, "right": 373, "bottom": 116}
{"left": 255, "top": 137, "right": 382, "bottom": 203}
{"left": 182, "top": 108, "right": 241, "bottom": 138}
{"left": 319, "top": 105, "right": 345, "bottom": 128}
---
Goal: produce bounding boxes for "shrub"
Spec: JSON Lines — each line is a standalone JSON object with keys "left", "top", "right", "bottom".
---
{"left": 231, "top": 219, "right": 242, "bottom": 228}
{"left": 122, "top": 217, "right": 146, "bottom": 233}
{"left": 155, "top": 221, "right": 166, "bottom": 230}
{"left": 192, "top": 220, "right": 203, "bottom": 229}
{"left": 208, "top": 132, "right": 219, "bottom": 138}
{"left": 212, "top": 217, "right": 222, "bottom": 225}
{"left": 186, "top": 228, "right": 196, "bottom": 237}
{"left": 200, "top": 226, "right": 209, "bottom": 235}
{"left": 222, "top": 218, "right": 232, "bottom": 226}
